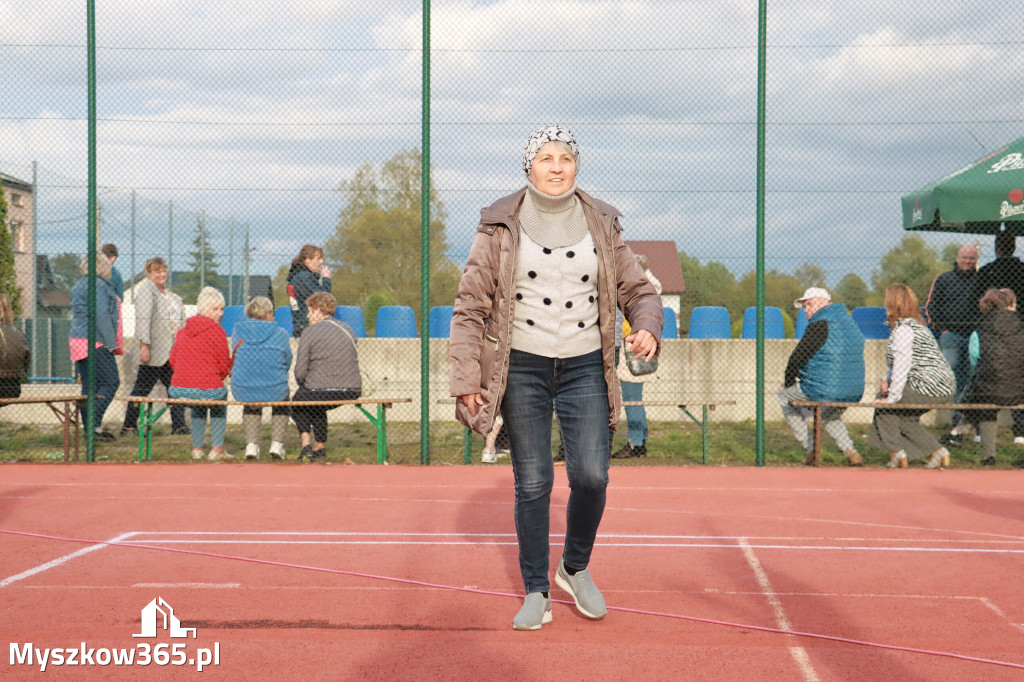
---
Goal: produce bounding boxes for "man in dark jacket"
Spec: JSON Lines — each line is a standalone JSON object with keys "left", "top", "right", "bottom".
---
{"left": 926, "top": 243, "right": 979, "bottom": 445}
{"left": 975, "top": 232, "right": 1024, "bottom": 443}
{"left": 777, "top": 287, "right": 866, "bottom": 466}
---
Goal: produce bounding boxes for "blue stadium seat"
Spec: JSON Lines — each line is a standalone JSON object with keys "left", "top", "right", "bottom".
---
{"left": 688, "top": 306, "right": 731, "bottom": 339}
{"left": 429, "top": 306, "right": 454, "bottom": 338}
{"left": 794, "top": 308, "right": 808, "bottom": 339}
{"left": 851, "top": 306, "right": 889, "bottom": 340}
{"left": 220, "top": 305, "right": 246, "bottom": 336}
{"left": 661, "top": 307, "right": 679, "bottom": 339}
{"left": 741, "top": 306, "right": 785, "bottom": 339}
{"left": 375, "top": 305, "right": 418, "bottom": 338}
{"left": 333, "top": 305, "right": 367, "bottom": 338}
{"left": 274, "top": 305, "right": 294, "bottom": 337}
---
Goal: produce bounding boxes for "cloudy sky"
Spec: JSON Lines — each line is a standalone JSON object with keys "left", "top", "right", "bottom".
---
{"left": 1, "top": 0, "right": 1021, "bottom": 286}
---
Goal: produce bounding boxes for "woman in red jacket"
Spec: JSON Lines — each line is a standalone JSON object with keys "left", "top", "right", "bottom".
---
{"left": 169, "top": 287, "right": 233, "bottom": 460}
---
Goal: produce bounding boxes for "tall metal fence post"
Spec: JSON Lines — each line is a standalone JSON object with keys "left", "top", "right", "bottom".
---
{"left": 420, "top": 0, "right": 432, "bottom": 465}
{"left": 85, "top": 0, "right": 97, "bottom": 462}
{"left": 755, "top": 0, "right": 768, "bottom": 466}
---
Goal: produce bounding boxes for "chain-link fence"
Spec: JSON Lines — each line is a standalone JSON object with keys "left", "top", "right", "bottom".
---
{"left": 1, "top": 2, "right": 1021, "bottom": 464}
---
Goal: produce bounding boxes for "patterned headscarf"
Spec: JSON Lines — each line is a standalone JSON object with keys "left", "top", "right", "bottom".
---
{"left": 522, "top": 124, "right": 580, "bottom": 176}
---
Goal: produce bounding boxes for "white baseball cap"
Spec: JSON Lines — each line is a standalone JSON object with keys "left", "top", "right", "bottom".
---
{"left": 794, "top": 287, "right": 831, "bottom": 308}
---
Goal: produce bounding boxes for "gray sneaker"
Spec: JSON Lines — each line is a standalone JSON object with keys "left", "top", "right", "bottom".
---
{"left": 512, "top": 592, "right": 552, "bottom": 631}
{"left": 555, "top": 559, "right": 607, "bottom": 619}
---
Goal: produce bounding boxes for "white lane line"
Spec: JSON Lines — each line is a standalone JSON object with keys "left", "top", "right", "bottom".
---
{"left": 0, "top": 532, "right": 136, "bottom": 588}
{"left": 123, "top": 530, "right": 1024, "bottom": 545}
{"left": 132, "top": 583, "right": 240, "bottom": 588}
{"left": 739, "top": 537, "right": 820, "bottom": 682}
{"left": 121, "top": 539, "right": 1024, "bottom": 553}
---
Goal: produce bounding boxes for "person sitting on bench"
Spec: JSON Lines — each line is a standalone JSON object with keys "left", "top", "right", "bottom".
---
{"left": 291, "top": 292, "right": 361, "bottom": 462}
{"left": 778, "top": 287, "right": 865, "bottom": 466}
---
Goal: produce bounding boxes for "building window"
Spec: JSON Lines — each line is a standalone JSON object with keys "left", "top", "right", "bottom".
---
{"left": 10, "top": 193, "right": 24, "bottom": 207}
{"left": 8, "top": 220, "right": 24, "bottom": 252}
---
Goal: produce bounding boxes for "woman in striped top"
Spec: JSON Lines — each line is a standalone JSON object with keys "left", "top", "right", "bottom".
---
{"left": 870, "top": 284, "right": 956, "bottom": 469}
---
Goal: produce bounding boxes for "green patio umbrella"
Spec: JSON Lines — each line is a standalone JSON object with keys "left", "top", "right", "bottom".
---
{"left": 903, "top": 135, "right": 1024, "bottom": 235}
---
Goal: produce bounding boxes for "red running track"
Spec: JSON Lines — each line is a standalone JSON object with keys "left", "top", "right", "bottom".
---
{"left": 1, "top": 463, "right": 1023, "bottom": 681}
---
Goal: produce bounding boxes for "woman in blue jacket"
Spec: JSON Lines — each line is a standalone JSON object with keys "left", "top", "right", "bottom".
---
{"left": 69, "top": 253, "right": 121, "bottom": 442}
{"left": 231, "top": 296, "right": 293, "bottom": 460}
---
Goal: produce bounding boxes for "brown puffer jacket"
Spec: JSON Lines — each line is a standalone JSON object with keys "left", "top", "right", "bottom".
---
{"left": 449, "top": 186, "right": 664, "bottom": 435}
{"left": 0, "top": 323, "right": 30, "bottom": 380}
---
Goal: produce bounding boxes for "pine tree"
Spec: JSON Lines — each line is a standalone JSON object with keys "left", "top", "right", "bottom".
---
{"left": 175, "top": 214, "right": 224, "bottom": 304}
{"left": 0, "top": 179, "right": 23, "bottom": 315}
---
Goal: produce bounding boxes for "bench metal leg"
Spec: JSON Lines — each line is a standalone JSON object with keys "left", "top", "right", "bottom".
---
{"left": 138, "top": 402, "right": 168, "bottom": 462}
{"left": 356, "top": 403, "right": 390, "bottom": 464}
{"left": 813, "top": 404, "right": 823, "bottom": 466}
{"left": 678, "top": 405, "right": 711, "bottom": 465}
{"left": 463, "top": 427, "right": 473, "bottom": 464}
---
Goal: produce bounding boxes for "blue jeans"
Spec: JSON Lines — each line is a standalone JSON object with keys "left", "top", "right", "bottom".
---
{"left": 621, "top": 380, "right": 647, "bottom": 446}
{"left": 168, "top": 386, "right": 227, "bottom": 449}
{"left": 501, "top": 348, "right": 610, "bottom": 594}
{"left": 939, "top": 331, "right": 973, "bottom": 426}
{"left": 76, "top": 350, "right": 120, "bottom": 432}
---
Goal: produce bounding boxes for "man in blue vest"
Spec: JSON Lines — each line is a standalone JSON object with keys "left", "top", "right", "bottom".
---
{"left": 778, "top": 287, "right": 866, "bottom": 466}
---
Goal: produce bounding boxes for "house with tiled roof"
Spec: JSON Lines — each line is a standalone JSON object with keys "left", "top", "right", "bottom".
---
{"left": 624, "top": 240, "right": 685, "bottom": 334}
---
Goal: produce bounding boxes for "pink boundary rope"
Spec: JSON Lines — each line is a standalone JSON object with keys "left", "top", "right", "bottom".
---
{"left": 3, "top": 528, "right": 1022, "bottom": 671}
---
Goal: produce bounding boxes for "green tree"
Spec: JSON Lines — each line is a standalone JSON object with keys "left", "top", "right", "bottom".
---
{"left": 324, "top": 149, "right": 461, "bottom": 317}
{"left": 270, "top": 263, "right": 289, "bottom": 309}
{"left": 871, "top": 234, "right": 945, "bottom": 303}
{"left": 48, "top": 252, "right": 80, "bottom": 292}
{"left": 677, "top": 250, "right": 739, "bottom": 332}
{"left": 832, "top": 272, "right": 869, "bottom": 309}
{"left": 794, "top": 262, "right": 827, "bottom": 289}
{"left": 735, "top": 269, "right": 805, "bottom": 336}
{"left": 176, "top": 216, "right": 223, "bottom": 304}
{"left": 0, "top": 180, "right": 22, "bottom": 315}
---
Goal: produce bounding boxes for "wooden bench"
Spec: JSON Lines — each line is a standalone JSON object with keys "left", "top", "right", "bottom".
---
{"left": 0, "top": 395, "right": 89, "bottom": 461}
{"left": 625, "top": 400, "right": 737, "bottom": 465}
{"left": 114, "top": 396, "right": 411, "bottom": 464}
{"left": 789, "top": 399, "right": 1024, "bottom": 465}
{"left": 440, "top": 398, "right": 736, "bottom": 465}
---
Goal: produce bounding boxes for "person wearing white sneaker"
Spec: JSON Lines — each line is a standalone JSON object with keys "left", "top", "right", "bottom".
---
{"left": 451, "top": 126, "right": 663, "bottom": 630}
{"left": 869, "top": 285, "right": 955, "bottom": 466}
{"left": 168, "top": 287, "right": 233, "bottom": 462}
{"left": 481, "top": 415, "right": 505, "bottom": 464}
{"left": 231, "top": 297, "right": 293, "bottom": 462}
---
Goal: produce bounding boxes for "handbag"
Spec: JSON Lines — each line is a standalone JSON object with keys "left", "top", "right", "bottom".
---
{"left": 624, "top": 346, "right": 658, "bottom": 376}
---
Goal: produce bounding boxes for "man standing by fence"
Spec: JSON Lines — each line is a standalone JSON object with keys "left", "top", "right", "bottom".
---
{"left": 926, "top": 243, "right": 979, "bottom": 447}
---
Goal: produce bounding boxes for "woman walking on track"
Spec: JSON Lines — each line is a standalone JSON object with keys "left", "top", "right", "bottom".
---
{"left": 450, "top": 125, "right": 663, "bottom": 630}
{"left": 870, "top": 283, "right": 955, "bottom": 469}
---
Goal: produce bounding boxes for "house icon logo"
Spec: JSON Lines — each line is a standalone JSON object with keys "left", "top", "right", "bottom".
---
{"left": 133, "top": 597, "right": 197, "bottom": 639}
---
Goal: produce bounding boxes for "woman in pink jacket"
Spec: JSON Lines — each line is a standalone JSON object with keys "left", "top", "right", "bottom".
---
{"left": 450, "top": 125, "right": 663, "bottom": 630}
{"left": 169, "top": 287, "right": 233, "bottom": 460}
